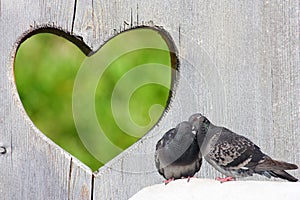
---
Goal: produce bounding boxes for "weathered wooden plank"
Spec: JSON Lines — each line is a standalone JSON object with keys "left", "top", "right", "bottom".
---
{"left": 0, "top": 1, "right": 92, "bottom": 199}
{"left": 68, "top": 158, "right": 93, "bottom": 200}
{"left": 264, "top": 0, "right": 300, "bottom": 164}
{"left": 72, "top": 0, "right": 300, "bottom": 199}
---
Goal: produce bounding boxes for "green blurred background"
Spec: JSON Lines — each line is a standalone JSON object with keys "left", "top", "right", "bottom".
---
{"left": 14, "top": 28, "right": 171, "bottom": 171}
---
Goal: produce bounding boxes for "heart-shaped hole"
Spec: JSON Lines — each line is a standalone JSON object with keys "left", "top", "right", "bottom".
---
{"left": 14, "top": 27, "right": 177, "bottom": 171}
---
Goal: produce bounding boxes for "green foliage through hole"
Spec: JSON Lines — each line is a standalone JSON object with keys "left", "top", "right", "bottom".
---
{"left": 14, "top": 28, "right": 172, "bottom": 171}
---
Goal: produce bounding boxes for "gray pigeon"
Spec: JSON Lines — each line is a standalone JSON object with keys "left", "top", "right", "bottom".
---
{"left": 155, "top": 121, "right": 202, "bottom": 183}
{"left": 189, "top": 113, "right": 298, "bottom": 182}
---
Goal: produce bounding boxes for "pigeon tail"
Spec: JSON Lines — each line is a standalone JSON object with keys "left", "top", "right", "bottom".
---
{"left": 268, "top": 170, "right": 298, "bottom": 182}
{"left": 255, "top": 156, "right": 298, "bottom": 171}
{"left": 255, "top": 157, "right": 298, "bottom": 182}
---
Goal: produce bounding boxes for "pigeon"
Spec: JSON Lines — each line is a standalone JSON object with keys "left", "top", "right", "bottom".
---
{"left": 155, "top": 121, "right": 202, "bottom": 184}
{"left": 189, "top": 113, "right": 298, "bottom": 182}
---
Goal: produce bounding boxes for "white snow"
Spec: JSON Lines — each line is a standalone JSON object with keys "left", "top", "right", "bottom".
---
{"left": 129, "top": 178, "right": 300, "bottom": 200}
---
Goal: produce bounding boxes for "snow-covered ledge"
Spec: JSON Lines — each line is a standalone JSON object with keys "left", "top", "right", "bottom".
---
{"left": 129, "top": 178, "right": 300, "bottom": 200}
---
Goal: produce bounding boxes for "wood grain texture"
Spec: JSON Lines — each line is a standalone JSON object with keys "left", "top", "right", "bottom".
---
{"left": 73, "top": 1, "right": 300, "bottom": 199}
{"left": 0, "top": 1, "right": 92, "bottom": 200}
{"left": 0, "top": 0, "right": 299, "bottom": 200}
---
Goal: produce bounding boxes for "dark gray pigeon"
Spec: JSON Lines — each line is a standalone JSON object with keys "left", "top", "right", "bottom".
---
{"left": 189, "top": 113, "right": 298, "bottom": 182}
{"left": 155, "top": 121, "right": 202, "bottom": 183}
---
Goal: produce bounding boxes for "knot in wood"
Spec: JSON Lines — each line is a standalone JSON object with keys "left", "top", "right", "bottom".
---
{"left": 0, "top": 146, "right": 7, "bottom": 154}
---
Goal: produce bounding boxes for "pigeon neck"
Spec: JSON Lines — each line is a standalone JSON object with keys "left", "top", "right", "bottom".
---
{"left": 205, "top": 122, "right": 222, "bottom": 141}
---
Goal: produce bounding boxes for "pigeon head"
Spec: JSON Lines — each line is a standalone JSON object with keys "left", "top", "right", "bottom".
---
{"left": 175, "top": 121, "right": 191, "bottom": 129}
{"left": 188, "top": 113, "right": 210, "bottom": 134}
{"left": 174, "top": 121, "right": 195, "bottom": 138}
{"left": 172, "top": 121, "right": 196, "bottom": 147}
{"left": 189, "top": 114, "right": 211, "bottom": 151}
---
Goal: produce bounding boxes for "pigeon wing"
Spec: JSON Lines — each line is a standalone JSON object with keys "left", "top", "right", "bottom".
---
{"left": 155, "top": 128, "right": 176, "bottom": 176}
{"left": 209, "top": 128, "right": 264, "bottom": 170}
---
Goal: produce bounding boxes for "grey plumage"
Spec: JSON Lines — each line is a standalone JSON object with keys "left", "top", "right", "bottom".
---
{"left": 189, "top": 113, "right": 298, "bottom": 182}
{"left": 155, "top": 121, "right": 202, "bottom": 180}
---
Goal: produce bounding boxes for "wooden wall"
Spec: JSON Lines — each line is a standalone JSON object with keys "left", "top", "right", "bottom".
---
{"left": 0, "top": 1, "right": 299, "bottom": 199}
